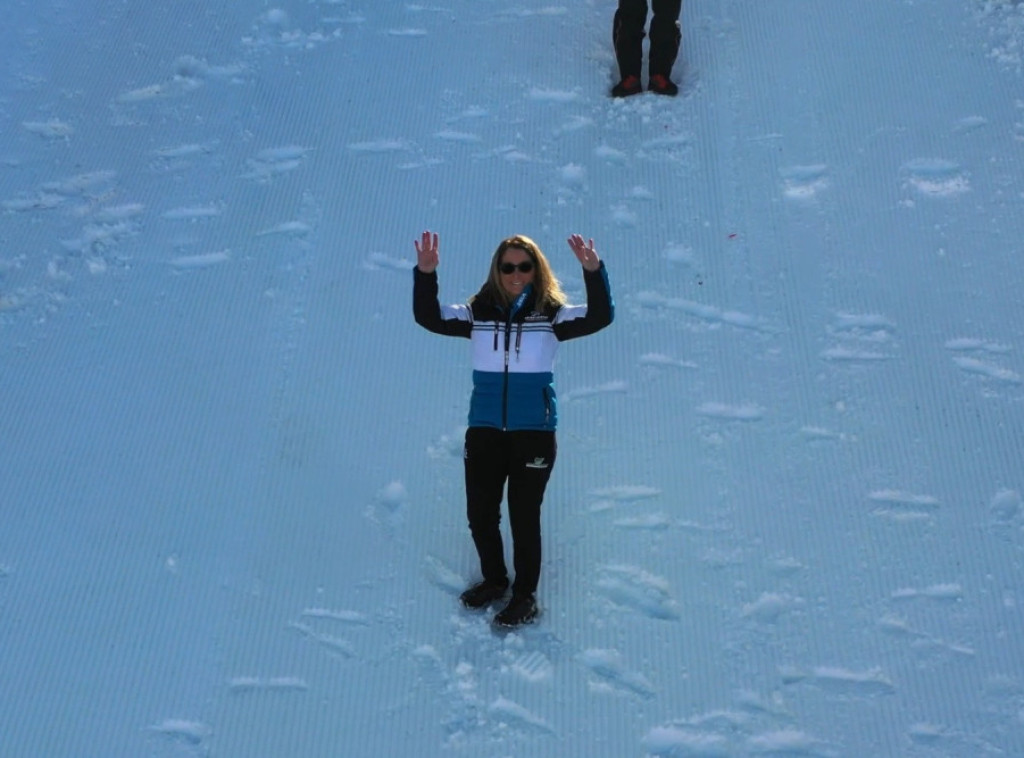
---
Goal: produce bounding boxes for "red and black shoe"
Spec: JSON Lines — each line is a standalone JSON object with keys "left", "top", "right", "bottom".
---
{"left": 610, "top": 75, "right": 642, "bottom": 98}
{"left": 648, "top": 74, "right": 679, "bottom": 97}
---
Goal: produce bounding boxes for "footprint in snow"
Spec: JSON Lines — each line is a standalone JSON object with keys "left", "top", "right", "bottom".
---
{"left": 740, "top": 591, "right": 806, "bottom": 623}
{"left": 363, "top": 252, "right": 413, "bottom": 272}
{"left": 639, "top": 352, "right": 698, "bottom": 370}
{"left": 507, "top": 649, "right": 554, "bottom": 683}
{"left": 169, "top": 250, "right": 231, "bottom": 270}
{"left": 908, "top": 722, "right": 1005, "bottom": 757}
{"left": 434, "top": 129, "right": 482, "bottom": 144}
{"left": 780, "top": 164, "right": 829, "bottom": 200}
{"left": 662, "top": 242, "right": 695, "bottom": 265}
{"left": 242, "top": 145, "right": 311, "bottom": 181}
{"left": 256, "top": 221, "right": 312, "bottom": 238}
{"left": 423, "top": 555, "right": 466, "bottom": 596}
{"left": 587, "top": 484, "right": 661, "bottom": 513}
{"left": 22, "top": 119, "right": 75, "bottom": 139}
{"left": 697, "top": 401, "right": 765, "bottom": 421}
{"left": 821, "top": 311, "right": 896, "bottom": 362}
{"left": 945, "top": 339, "right": 1020, "bottom": 385}
{"left": 634, "top": 291, "right": 767, "bottom": 331}
{"left": 228, "top": 676, "right": 309, "bottom": 694}
{"left": 780, "top": 665, "right": 896, "bottom": 696}
{"left": 560, "top": 381, "right": 628, "bottom": 402}
{"left": 161, "top": 204, "right": 223, "bottom": 221}
{"left": 953, "top": 115, "right": 989, "bottom": 133}
{"left": 867, "top": 488, "right": 940, "bottom": 521}
{"left": 900, "top": 158, "right": 969, "bottom": 198}
{"left": 527, "top": 87, "right": 580, "bottom": 103}
{"left": 989, "top": 488, "right": 1021, "bottom": 525}
{"left": 596, "top": 564, "right": 681, "bottom": 621}
{"left": 578, "top": 648, "right": 656, "bottom": 699}
{"left": 288, "top": 620, "right": 356, "bottom": 660}
{"left": 877, "top": 613, "right": 975, "bottom": 657}
{"left": 488, "top": 696, "right": 554, "bottom": 734}
{"left": 147, "top": 719, "right": 210, "bottom": 747}
{"left": 889, "top": 583, "right": 963, "bottom": 603}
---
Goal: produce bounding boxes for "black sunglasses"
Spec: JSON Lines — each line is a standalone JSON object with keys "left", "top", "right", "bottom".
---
{"left": 499, "top": 261, "right": 534, "bottom": 274}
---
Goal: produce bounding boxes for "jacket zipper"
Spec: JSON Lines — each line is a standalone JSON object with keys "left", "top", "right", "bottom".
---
{"left": 502, "top": 317, "right": 511, "bottom": 430}
{"left": 500, "top": 290, "right": 529, "bottom": 432}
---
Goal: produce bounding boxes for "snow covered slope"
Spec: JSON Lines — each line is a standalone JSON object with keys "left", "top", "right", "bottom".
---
{"left": 2, "top": 1, "right": 1023, "bottom": 756}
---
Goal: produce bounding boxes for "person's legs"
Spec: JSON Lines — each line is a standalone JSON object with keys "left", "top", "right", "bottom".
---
{"left": 505, "top": 431, "right": 557, "bottom": 597}
{"left": 648, "top": 0, "right": 682, "bottom": 80}
{"left": 464, "top": 427, "right": 509, "bottom": 586}
{"left": 613, "top": 0, "right": 648, "bottom": 81}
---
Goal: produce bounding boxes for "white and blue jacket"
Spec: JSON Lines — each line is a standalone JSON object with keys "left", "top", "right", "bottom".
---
{"left": 413, "top": 263, "right": 613, "bottom": 431}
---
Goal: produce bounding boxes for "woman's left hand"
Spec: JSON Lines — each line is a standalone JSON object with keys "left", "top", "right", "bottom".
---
{"left": 567, "top": 234, "right": 601, "bottom": 272}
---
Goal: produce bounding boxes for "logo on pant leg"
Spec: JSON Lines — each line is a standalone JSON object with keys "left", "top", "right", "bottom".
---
{"left": 525, "top": 457, "right": 549, "bottom": 469}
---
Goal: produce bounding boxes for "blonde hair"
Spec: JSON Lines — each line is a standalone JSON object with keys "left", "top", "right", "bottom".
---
{"left": 474, "top": 235, "right": 567, "bottom": 309}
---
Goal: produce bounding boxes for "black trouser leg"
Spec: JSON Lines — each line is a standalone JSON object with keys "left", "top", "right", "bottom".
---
{"left": 649, "top": 0, "right": 682, "bottom": 77}
{"left": 506, "top": 431, "right": 556, "bottom": 596}
{"left": 464, "top": 427, "right": 509, "bottom": 585}
{"left": 613, "top": 0, "right": 648, "bottom": 79}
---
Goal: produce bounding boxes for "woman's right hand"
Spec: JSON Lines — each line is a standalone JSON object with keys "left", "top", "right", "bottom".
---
{"left": 415, "top": 230, "right": 439, "bottom": 273}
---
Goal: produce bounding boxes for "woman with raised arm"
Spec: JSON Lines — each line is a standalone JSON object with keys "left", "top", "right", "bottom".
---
{"left": 413, "top": 232, "right": 614, "bottom": 627}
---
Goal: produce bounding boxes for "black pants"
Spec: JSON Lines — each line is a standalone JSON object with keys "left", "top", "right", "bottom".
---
{"left": 613, "top": 0, "right": 682, "bottom": 79}
{"left": 464, "top": 427, "right": 556, "bottom": 596}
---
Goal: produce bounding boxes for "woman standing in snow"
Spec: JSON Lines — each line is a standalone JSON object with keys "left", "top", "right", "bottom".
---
{"left": 413, "top": 231, "right": 614, "bottom": 627}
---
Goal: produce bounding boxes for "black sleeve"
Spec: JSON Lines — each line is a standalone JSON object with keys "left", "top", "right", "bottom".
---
{"left": 552, "top": 262, "right": 615, "bottom": 341}
{"left": 413, "top": 266, "right": 473, "bottom": 338}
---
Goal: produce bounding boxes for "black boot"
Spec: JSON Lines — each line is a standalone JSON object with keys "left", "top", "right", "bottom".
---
{"left": 493, "top": 593, "right": 539, "bottom": 627}
{"left": 459, "top": 579, "right": 509, "bottom": 609}
{"left": 649, "top": 5, "right": 681, "bottom": 95}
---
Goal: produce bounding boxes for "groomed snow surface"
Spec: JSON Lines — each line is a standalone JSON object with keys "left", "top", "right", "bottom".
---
{"left": 2, "top": 1, "right": 1024, "bottom": 756}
